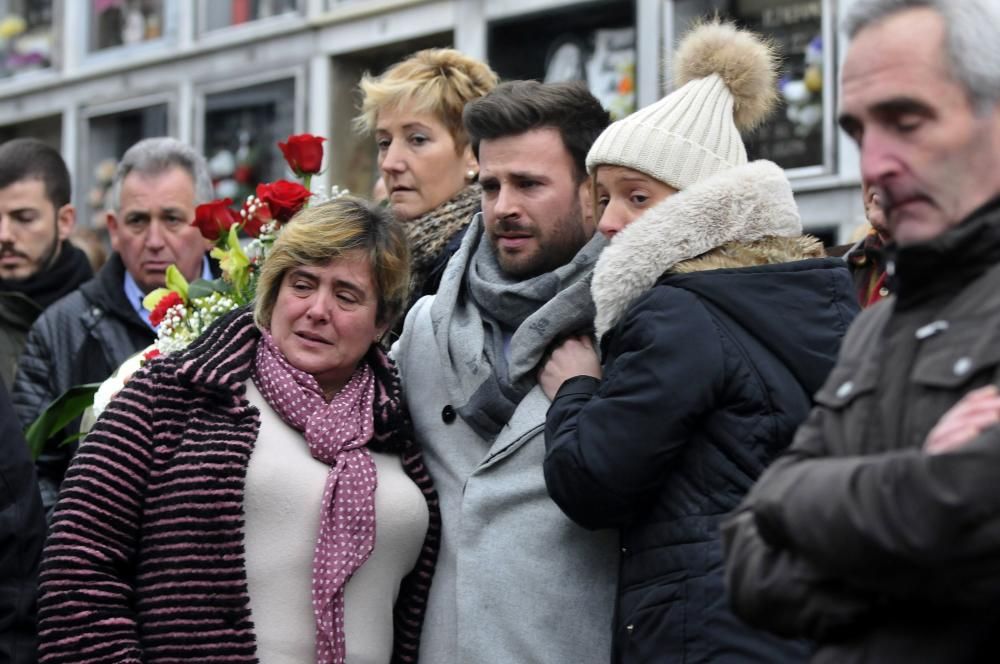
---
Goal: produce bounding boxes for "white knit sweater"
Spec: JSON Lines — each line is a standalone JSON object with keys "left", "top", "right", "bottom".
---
{"left": 243, "top": 380, "right": 429, "bottom": 663}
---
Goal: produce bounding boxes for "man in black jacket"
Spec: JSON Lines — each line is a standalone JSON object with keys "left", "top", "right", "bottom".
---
{"left": 0, "top": 139, "right": 92, "bottom": 390}
{"left": 722, "top": 1, "right": 1000, "bottom": 661}
{"left": 13, "top": 137, "right": 216, "bottom": 514}
{"left": 0, "top": 380, "right": 45, "bottom": 664}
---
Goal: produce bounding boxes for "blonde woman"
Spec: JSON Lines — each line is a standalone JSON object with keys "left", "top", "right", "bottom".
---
{"left": 356, "top": 48, "right": 497, "bottom": 305}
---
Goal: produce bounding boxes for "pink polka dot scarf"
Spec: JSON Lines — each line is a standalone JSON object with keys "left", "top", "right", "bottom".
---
{"left": 252, "top": 330, "right": 377, "bottom": 664}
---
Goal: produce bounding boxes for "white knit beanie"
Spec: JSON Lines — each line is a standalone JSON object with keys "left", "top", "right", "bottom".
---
{"left": 586, "top": 21, "right": 779, "bottom": 190}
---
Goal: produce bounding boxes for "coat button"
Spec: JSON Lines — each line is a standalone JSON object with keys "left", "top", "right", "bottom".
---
{"left": 953, "top": 357, "right": 972, "bottom": 376}
{"left": 836, "top": 381, "right": 854, "bottom": 399}
{"left": 626, "top": 624, "right": 634, "bottom": 635}
{"left": 621, "top": 546, "right": 628, "bottom": 554}
{"left": 915, "top": 320, "right": 949, "bottom": 339}
{"left": 878, "top": 286, "right": 889, "bottom": 297}
{"left": 441, "top": 405, "right": 456, "bottom": 424}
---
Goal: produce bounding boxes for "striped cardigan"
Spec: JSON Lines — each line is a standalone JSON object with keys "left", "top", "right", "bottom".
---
{"left": 37, "top": 307, "right": 440, "bottom": 664}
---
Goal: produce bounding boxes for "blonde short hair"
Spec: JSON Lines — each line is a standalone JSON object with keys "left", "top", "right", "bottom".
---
{"left": 355, "top": 48, "right": 499, "bottom": 151}
{"left": 254, "top": 197, "right": 410, "bottom": 329}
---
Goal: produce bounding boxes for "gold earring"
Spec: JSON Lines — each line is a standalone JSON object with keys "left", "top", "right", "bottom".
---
{"left": 466, "top": 169, "right": 478, "bottom": 181}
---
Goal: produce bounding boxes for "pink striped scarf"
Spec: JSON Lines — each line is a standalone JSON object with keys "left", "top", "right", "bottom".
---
{"left": 251, "top": 331, "right": 377, "bottom": 664}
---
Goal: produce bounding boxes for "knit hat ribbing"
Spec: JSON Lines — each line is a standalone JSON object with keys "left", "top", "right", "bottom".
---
{"left": 586, "top": 21, "right": 779, "bottom": 191}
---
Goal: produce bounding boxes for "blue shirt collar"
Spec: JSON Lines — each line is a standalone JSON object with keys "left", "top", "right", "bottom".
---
{"left": 123, "top": 255, "right": 212, "bottom": 331}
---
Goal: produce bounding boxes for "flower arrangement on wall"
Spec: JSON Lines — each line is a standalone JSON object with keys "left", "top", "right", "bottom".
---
{"left": 0, "top": 12, "right": 53, "bottom": 78}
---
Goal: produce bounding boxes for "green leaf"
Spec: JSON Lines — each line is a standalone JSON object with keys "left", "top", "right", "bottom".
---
{"left": 24, "top": 383, "right": 101, "bottom": 460}
{"left": 188, "top": 277, "right": 230, "bottom": 300}
{"left": 165, "top": 265, "right": 190, "bottom": 301}
{"left": 142, "top": 287, "right": 174, "bottom": 312}
{"left": 60, "top": 430, "right": 89, "bottom": 446}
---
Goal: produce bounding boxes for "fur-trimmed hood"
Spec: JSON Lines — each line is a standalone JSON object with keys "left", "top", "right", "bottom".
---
{"left": 592, "top": 160, "right": 801, "bottom": 338}
{"left": 673, "top": 235, "right": 825, "bottom": 274}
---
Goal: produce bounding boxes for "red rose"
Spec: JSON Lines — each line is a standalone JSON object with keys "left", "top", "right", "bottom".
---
{"left": 278, "top": 134, "right": 325, "bottom": 176}
{"left": 257, "top": 180, "right": 312, "bottom": 224}
{"left": 192, "top": 198, "right": 240, "bottom": 242}
{"left": 233, "top": 165, "right": 254, "bottom": 184}
{"left": 149, "top": 292, "right": 184, "bottom": 328}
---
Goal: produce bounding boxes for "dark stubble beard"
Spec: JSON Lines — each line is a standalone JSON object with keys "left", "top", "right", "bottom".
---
{"left": 495, "top": 194, "right": 590, "bottom": 280}
{"left": 0, "top": 225, "right": 61, "bottom": 284}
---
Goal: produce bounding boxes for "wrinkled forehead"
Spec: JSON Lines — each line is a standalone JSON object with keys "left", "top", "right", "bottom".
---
{"left": 118, "top": 166, "right": 197, "bottom": 211}
{"left": 841, "top": 9, "right": 956, "bottom": 114}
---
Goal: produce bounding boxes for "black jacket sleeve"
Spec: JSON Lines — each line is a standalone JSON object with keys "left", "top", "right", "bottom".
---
{"left": 543, "top": 288, "right": 724, "bottom": 530}
{"left": 721, "top": 507, "right": 877, "bottom": 641}
{"left": 749, "top": 419, "right": 1000, "bottom": 572}
{"left": 728, "top": 393, "right": 1000, "bottom": 613}
{"left": 10, "top": 314, "right": 56, "bottom": 431}
{"left": 0, "top": 380, "right": 46, "bottom": 664}
{"left": 12, "top": 314, "right": 71, "bottom": 516}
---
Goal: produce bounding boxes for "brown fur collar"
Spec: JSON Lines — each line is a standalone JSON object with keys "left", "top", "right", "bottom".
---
{"left": 592, "top": 160, "right": 802, "bottom": 338}
{"left": 672, "top": 235, "right": 825, "bottom": 273}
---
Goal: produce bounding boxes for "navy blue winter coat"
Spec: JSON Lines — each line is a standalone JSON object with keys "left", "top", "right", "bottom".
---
{"left": 544, "top": 161, "right": 859, "bottom": 663}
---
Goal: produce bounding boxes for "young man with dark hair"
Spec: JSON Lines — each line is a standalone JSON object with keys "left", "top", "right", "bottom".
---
{"left": 464, "top": 79, "right": 611, "bottom": 185}
{"left": 0, "top": 138, "right": 92, "bottom": 389}
{"left": 392, "top": 80, "right": 618, "bottom": 663}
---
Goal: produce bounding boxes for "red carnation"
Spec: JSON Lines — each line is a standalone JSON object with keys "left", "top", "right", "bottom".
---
{"left": 149, "top": 292, "right": 184, "bottom": 328}
{"left": 192, "top": 198, "right": 240, "bottom": 242}
{"left": 257, "top": 180, "right": 312, "bottom": 224}
{"left": 278, "top": 134, "right": 325, "bottom": 176}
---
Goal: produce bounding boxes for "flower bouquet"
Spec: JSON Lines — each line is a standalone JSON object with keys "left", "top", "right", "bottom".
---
{"left": 142, "top": 176, "right": 312, "bottom": 355}
{"left": 25, "top": 133, "right": 335, "bottom": 456}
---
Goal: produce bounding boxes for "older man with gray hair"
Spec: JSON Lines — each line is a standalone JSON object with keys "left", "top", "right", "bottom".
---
{"left": 722, "top": 0, "right": 1000, "bottom": 660}
{"left": 14, "top": 137, "right": 217, "bottom": 514}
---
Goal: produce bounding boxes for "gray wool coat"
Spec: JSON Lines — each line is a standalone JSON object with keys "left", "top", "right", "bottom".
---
{"left": 393, "top": 293, "right": 618, "bottom": 664}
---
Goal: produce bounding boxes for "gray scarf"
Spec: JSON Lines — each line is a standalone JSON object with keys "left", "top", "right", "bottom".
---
{"left": 430, "top": 213, "right": 606, "bottom": 441}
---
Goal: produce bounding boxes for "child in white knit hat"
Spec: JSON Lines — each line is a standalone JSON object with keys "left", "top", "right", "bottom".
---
{"left": 537, "top": 20, "right": 860, "bottom": 663}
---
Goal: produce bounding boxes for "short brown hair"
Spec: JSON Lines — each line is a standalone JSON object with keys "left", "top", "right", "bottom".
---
{"left": 0, "top": 138, "right": 71, "bottom": 209}
{"left": 463, "top": 80, "right": 610, "bottom": 184}
{"left": 254, "top": 197, "right": 410, "bottom": 329}
{"left": 355, "top": 48, "right": 499, "bottom": 152}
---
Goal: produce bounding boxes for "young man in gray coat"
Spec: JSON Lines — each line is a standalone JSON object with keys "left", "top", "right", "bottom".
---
{"left": 392, "top": 81, "right": 618, "bottom": 663}
{"left": 723, "top": 1, "right": 1000, "bottom": 660}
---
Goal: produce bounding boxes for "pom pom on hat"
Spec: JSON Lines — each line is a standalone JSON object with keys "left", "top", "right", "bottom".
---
{"left": 674, "top": 20, "right": 778, "bottom": 131}
{"left": 586, "top": 19, "right": 780, "bottom": 191}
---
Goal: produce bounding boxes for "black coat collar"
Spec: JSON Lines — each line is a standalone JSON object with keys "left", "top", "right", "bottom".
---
{"left": 887, "top": 195, "right": 1000, "bottom": 308}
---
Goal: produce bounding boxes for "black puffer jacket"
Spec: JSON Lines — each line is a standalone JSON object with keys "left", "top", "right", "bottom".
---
{"left": 12, "top": 253, "right": 156, "bottom": 512}
{"left": 544, "top": 161, "right": 859, "bottom": 663}
{"left": 0, "top": 292, "right": 41, "bottom": 391}
{"left": 0, "top": 242, "right": 93, "bottom": 389}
